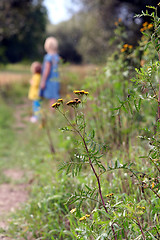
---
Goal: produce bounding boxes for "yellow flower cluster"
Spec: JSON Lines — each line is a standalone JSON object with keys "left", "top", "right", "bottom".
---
{"left": 51, "top": 102, "right": 61, "bottom": 109}
{"left": 66, "top": 98, "right": 81, "bottom": 106}
{"left": 136, "top": 206, "right": 146, "bottom": 215}
{"left": 51, "top": 98, "right": 64, "bottom": 109}
{"left": 73, "top": 90, "right": 89, "bottom": 95}
{"left": 79, "top": 214, "right": 90, "bottom": 221}
{"left": 106, "top": 193, "right": 114, "bottom": 198}
{"left": 121, "top": 44, "right": 133, "bottom": 53}
{"left": 51, "top": 90, "right": 89, "bottom": 109}
{"left": 137, "top": 206, "right": 146, "bottom": 210}
{"left": 140, "top": 22, "right": 153, "bottom": 32}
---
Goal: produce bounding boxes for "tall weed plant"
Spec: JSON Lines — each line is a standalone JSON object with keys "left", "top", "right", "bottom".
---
{"left": 51, "top": 5, "right": 160, "bottom": 240}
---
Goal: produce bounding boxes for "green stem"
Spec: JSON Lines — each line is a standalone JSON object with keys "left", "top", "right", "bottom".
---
{"left": 43, "top": 112, "right": 55, "bottom": 155}
{"left": 136, "top": 217, "right": 146, "bottom": 240}
{"left": 58, "top": 108, "right": 117, "bottom": 240}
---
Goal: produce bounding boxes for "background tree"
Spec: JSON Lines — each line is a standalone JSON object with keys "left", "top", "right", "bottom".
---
{"left": 0, "top": 0, "right": 47, "bottom": 63}
{"left": 47, "top": 18, "right": 82, "bottom": 63}
{"left": 48, "top": 0, "right": 160, "bottom": 63}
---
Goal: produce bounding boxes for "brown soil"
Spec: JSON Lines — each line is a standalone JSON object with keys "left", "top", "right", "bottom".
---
{"left": 0, "top": 169, "right": 28, "bottom": 239}
{"left": 0, "top": 72, "right": 30, "bottom": 86}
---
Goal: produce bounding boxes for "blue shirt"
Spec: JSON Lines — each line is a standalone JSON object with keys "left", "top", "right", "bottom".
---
{"left": 41, "top": 53, "right": 60, "bottom": 99}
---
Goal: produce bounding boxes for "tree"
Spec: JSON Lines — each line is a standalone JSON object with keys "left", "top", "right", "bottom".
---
{"left": 70, "top": 0, "right": 160, "bottom": 62}
{"left": 47, "top": 17, "right": 83, "bottom": 63}
{"left": 0, "top": 0, "right": 47, "bottom": 63}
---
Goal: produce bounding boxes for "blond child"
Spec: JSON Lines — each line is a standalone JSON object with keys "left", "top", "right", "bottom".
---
{"left": 28, "top": 61, "right": 42, "bottom": 123}
{"left": 40, "top": 37, "right": 60, "bottom": 106}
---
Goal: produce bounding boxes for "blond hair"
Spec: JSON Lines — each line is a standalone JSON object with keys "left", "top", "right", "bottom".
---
{"left": 44, "top": 37, "right": 58, "bottom": 52}
{"left": 31, "top": 62, "right": 42, "bottom": 74}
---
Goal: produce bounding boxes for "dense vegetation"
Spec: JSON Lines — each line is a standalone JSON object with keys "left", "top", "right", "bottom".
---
{"left": 0, "top": 5, "right": 159, "bottom": 239}
{"left": 48, "top": 0, "right": 160, "bottom": 63}
{"left": 1, "top": 0, "right": 160, "bottom": 64}
{"left": 0, "top": 0, "right": 47, "bottom": 63}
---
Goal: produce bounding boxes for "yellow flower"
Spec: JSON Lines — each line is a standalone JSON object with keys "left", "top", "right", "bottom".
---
{"left": 74, "top": 98, "right": 81, "bottom": 103}
{"left": 79, "top": 216, "right": 86, "bottom": 221}
{"left": 121, "top": 48, "right": 125, "bottom": 53}
{"left": 140, "top": 28, "right": 144, "bottom": 32}
{"left": 123, "top": 44, "right": 128, "bottom": 48}
{"left": 128, "top": 45, "right": 133, "bottom": 49}
{"left": 158, "top": 2, "right": 160, "bottom": 6}
{"left": 66, "top": 100, "right": 77, "bottom": 106}
{"left": 57, "top": 98, "right": 63, "bottom": 103}
{"left": 80, "top": 90, "right": 85, "bottom": 94}
{"left": 143, "top": 22, "right": 148, "bottom": 27}
{"left": 51, "top": 102, "right": 61, "bottom": 109}
{"left": 84, "top": 91, "right": 89, "bottom": 95}
{"left": 106, "top": 193, "right": 114, "bottom": 198}
{"left": 152, "top": 182, "right": 155, "bottom": 189}
{"left": 70, "top": 208, "right": 76, "bottom": 214}
{"left": 73, "top": 90, "right": 81, "bottom": 94}
{"left": 73, "top": 90, "right": 86, "bottom": 95}
{"left": 66, "top": 99, "right": 81, "bottom": 107}
{"left": 148, "top": 23, "right": 153, "bottom": 29}
{"left": 85, "top": 214, "right": 90, "bottom": 218}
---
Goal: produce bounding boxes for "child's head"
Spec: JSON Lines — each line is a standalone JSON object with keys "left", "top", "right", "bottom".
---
{"left": 44, "top": 37, "right": 58, "bottom": 53}
{"left": 31, "top": 62, "right": 41, "bottom": 74}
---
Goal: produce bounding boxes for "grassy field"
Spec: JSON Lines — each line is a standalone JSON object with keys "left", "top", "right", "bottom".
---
{"left": 0, "top": 62, "right": 159, "bottom": 239}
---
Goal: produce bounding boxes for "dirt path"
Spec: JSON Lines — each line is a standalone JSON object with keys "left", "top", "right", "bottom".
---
{"left": 0, "top": 169, "right": 28, "bottom": 239}
{"left": 0, "top": 101, "right": 30, "bottom": 239}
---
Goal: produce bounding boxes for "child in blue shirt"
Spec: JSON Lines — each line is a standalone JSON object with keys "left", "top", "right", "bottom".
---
{"left": 40, "top": 37, "right": 60, "bottom": 106}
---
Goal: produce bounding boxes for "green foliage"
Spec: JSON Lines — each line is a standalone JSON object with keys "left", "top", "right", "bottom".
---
{"left": 48, "top": 19, "right": 82, "bottom": 63}
{"left": 48, "top": 5, "right": 160, "bottom": 239}
{"left": 0, "top": 0, "right": 47, "bottom": 63}
{"left": 0, "top": 4, "right": 160, "bottom": 240}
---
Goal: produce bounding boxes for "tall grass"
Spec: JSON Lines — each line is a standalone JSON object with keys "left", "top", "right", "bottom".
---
{"left": 0, "top": 6, "right": 160, "bottom": 239}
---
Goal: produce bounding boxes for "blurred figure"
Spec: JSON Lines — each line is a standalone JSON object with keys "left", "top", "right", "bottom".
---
{"left": 28, "top": 61, "right": 42, "bottom": 123}
{"left": 40, "top": 36, "right": 60, "bottom": 107}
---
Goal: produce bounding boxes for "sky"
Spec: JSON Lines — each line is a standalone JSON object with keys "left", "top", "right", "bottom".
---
{"left": 43, "top": 0, "right": 81, "bottom": 24}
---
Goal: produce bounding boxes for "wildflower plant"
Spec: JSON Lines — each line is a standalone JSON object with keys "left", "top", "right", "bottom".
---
{"left": 111, "top": 4, "right": 160, "bottom": 205}
{"left": 52, "top": 91, "right": 121, "bottom": 239}
{"left": 51, "top": 89, "right": 157, "bottom": 240}
{"left": 49, "top": 5, "right": 160, "bottom": 240}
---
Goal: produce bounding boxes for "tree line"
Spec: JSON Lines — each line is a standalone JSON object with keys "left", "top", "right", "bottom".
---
{"left": 0, "top": 0, "right": 160, "bottom": 64}
{"left": 0, "top": 0, "right": 47, "bottom": 63}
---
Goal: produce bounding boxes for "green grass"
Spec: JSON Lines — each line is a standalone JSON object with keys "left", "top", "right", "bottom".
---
{"left": 0, "top": 63, "right": 159, "bottom": 239}
{"left": 0, "top": 63, "right": 31, "bottom": 73}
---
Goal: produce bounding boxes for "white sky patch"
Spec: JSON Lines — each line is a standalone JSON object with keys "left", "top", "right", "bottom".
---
{"left": 44, "top": 0, "right": 80, "bottom": 24}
